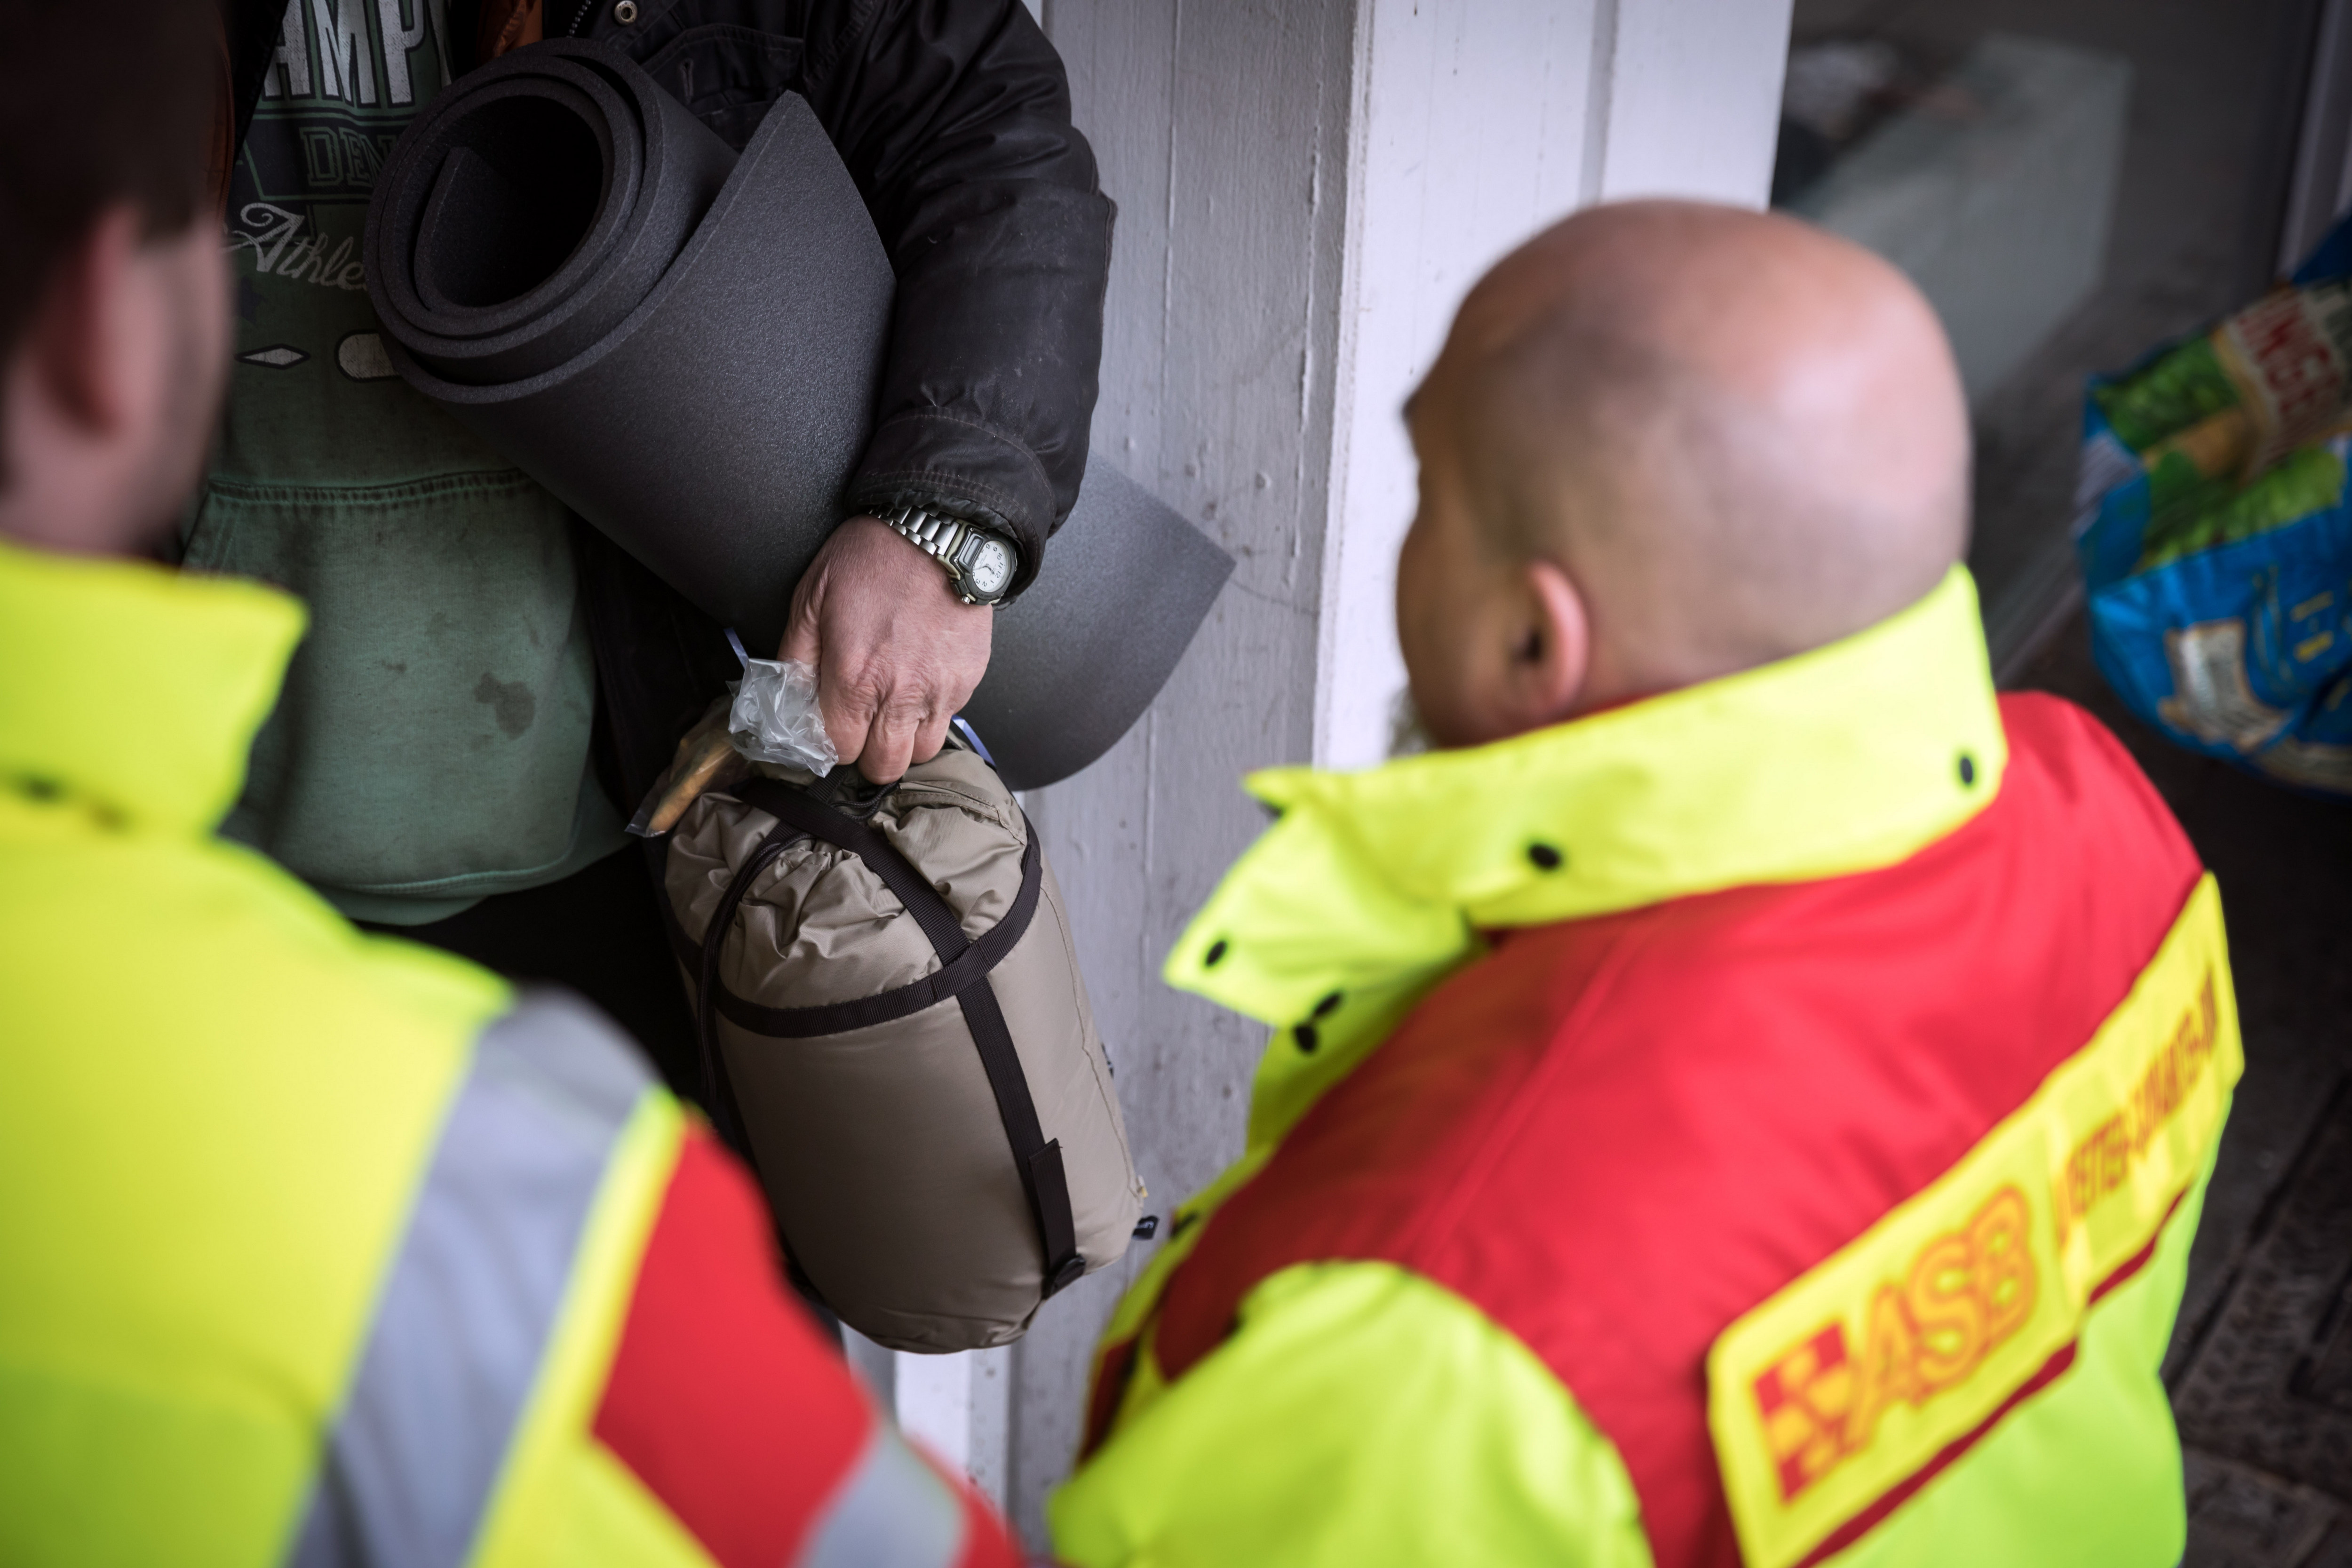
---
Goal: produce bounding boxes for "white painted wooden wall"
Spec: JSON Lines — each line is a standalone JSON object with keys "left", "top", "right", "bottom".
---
{"left": 920, "top": 0, "right": 1793, "bottom": 1546}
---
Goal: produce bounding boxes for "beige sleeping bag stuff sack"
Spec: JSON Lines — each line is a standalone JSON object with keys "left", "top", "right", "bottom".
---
{"left": 663, "top": 740, "right": 1144, "bottom": 1352}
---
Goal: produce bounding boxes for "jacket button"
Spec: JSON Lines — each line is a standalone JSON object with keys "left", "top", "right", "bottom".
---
{"left": 1204, "top": 939, "right": 1229, "bottom": 967}
{"left": 614, "top": 0, "right": 638, "bottom": 21}
{"left": 1294, "top": 1024, "right": 1319, "bottom": 1053}
{"left": 1958, "top": 753, "right": 1977, "bottom": 787}
{"left": 1527, "top": 842, "right": 1563, "bottom": 870}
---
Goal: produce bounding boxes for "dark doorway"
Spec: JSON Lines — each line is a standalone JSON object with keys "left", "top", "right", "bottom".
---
{"left": 1774, "top": 0, "right": 2322, "bottom": 675}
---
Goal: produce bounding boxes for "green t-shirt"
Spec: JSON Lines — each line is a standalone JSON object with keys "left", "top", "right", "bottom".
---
{"left": 187, "top": 0, "right": 621, "bottom": 923}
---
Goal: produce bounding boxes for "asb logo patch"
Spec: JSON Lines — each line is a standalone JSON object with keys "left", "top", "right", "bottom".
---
{"left": 1707, "top": 875, "right": 2241, "bottom": 1568}
{"left": 1751, "top": 1186, "right": 2035, "bottom": 1503}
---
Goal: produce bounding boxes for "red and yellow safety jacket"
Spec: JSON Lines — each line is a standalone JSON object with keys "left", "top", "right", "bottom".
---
{"left": 0, "top": 540, "right": 1016, "bottom": 1568}
{"left": 1050, "top": 568, "right": 2238, "bottom": 1567}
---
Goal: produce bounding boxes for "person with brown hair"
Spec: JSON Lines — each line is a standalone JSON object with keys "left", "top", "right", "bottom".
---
{"left": 0, "top": 6, "right": 1017, "bottom": 1562}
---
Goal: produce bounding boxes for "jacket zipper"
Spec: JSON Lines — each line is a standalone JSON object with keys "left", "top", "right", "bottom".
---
{"left": 562, "top": 0, "right": 597, "bottom": 36}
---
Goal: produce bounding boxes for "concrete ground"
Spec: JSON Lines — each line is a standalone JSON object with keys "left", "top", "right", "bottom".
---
{"left": 2013, "top": 618, "right": 2352, "bottom": 1566}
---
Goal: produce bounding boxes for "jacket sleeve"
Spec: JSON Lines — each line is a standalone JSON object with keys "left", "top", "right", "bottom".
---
{"left": 593, "top": 1126, "right": 1022, "bottom": 1568}
{"left": 798, "top": 0, "right": 1113, "bottom": 597}
{"left": 1049, "top": 1259, "right": 1655, "bottom": 1568}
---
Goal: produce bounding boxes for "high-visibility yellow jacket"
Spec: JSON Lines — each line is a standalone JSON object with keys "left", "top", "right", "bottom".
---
{"left": 1052, "top": 569, "right": 2237, "bottom": 1568}
{"left": 0, "top": 540, "right": 1015, "bottom": 1568}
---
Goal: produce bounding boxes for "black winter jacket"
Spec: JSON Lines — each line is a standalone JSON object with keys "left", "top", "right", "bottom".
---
{"left": 226, "top": 0, "right": 1112, "bottom": 596}
{"left": 224, "top": 0, "right": 1113, "bottom": 805}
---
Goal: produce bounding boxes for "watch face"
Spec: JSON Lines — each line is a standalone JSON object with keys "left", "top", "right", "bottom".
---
{"left": 966, "top": 535, "right": 1015, "bottom": 598}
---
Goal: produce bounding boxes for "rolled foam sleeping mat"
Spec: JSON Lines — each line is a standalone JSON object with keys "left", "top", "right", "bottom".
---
{"left": 366, "top": 38, "right": 1232, "bottom": 791}
{"left": 964, "top": 453, "right": 1233, "bottom": 788}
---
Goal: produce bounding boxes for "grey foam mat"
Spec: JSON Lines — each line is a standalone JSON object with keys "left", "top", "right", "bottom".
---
{"left": 967, "top": 454, "right": 1232, "bottom": 789}
{"left": 366, "top": 39, "right": 1229, "bottom": 789}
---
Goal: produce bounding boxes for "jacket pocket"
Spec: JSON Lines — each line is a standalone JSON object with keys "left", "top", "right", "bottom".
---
{"left": 640, "top": 24, "right": 805, "bottom": 150}
{"left": 189, "top": 470, "right": 599, "bottom": 896}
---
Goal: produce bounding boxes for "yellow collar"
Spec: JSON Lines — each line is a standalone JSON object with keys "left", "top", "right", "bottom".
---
{"left": 1165, "top": 567, "right": 2006, "bottom": 1043}
{"left": 0, "top": 539, "right": 306, "bottom": 836}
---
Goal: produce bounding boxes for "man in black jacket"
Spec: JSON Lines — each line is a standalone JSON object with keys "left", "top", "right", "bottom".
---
{"left": 206, "top": 0, "right": 1109, "bottom": 1086}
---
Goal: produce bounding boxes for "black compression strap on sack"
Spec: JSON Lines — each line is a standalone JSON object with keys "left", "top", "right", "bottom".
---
{"left": 730, "top": 776, "right": 1086, "bottom": 1297}
{"left": 693, "top": 815, "right": 805, "bottom": 1157}
{"left": 720, "top": 833, "right": 1040, "bottom": 1038}
{"left": 660, "top": 831, "right": 1045, "bottom": 1040}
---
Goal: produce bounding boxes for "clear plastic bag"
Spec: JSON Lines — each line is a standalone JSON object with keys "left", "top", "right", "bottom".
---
{"left": 626, "top": 639, "right": 841, "bottom": 838}
{"left": 729, "top": 657, "right": 840, "bottom": 774}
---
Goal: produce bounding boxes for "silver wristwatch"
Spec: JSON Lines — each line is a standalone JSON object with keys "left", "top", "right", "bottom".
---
{"left": 879, "top": 504, "right": 1020, "bottom": 606}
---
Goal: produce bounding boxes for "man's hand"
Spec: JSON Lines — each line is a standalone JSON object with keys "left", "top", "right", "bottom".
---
{"left": 781, "top": 515, "right": 993, "bottom": 783}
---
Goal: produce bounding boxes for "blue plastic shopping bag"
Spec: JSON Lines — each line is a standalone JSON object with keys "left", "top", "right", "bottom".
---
{"left": 2077, "top": 216, "right": 2352, "bottom": 794}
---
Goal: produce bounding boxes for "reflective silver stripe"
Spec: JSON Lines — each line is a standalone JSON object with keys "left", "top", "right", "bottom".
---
{"left": 796, "top": 1425, "right": 969, "bottom": 1568}
{"left": 287, "top": 993, "right": 653, "bottom": 1568}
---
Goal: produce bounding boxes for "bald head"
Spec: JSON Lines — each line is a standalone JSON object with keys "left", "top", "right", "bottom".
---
{"left": 1397, "top": 200, "right": 1970, "bottom": 747}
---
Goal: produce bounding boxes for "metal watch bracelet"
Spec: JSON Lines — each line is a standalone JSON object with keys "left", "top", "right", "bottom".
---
{"left": 878, "top": 504, "right": 1017, "bottom": 605}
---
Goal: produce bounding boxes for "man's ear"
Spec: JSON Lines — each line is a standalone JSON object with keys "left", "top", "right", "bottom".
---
{"left": 28, "top": 206, "right": 144, "bottom": 434}
{"left": 1494, "top": 557, "right": 1589, "bottom": 732}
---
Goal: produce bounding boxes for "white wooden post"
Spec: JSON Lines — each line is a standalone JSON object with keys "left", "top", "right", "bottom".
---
{"left": 893, "top": 1346, "right": 1011, "bottom": 1511}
